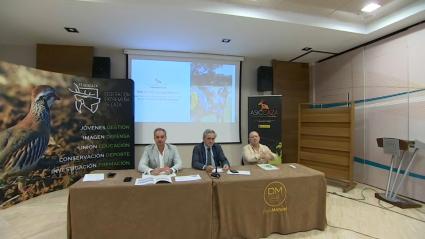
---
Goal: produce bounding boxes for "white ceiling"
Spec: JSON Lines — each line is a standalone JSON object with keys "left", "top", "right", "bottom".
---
{"left": 0, "top": 0, "right": 424, "bottom": 63}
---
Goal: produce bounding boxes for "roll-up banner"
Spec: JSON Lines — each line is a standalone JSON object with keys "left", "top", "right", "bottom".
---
{"left": 248, "top": 95, "right": 282, "bottom": 163}
{"left": 0, "top": 61, "right": 134, "bottom": 208}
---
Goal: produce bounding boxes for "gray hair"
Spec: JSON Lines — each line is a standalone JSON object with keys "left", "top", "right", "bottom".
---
{"left": 153, "top": 128, "right": 167, "bottom": 136}
{"left": 203, "top": 129, "right": 216, "bottom": 139}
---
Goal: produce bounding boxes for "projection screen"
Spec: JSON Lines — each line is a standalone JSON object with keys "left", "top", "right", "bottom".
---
{"left": 125, "top": 50, "right": 243, "bottom": 144}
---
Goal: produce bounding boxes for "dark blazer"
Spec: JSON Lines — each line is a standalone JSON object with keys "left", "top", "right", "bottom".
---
{"left": 192, "top": 143, "right": 230, "bottom": 170}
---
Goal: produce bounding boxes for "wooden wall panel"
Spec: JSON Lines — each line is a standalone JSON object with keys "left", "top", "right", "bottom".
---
{"left": 36, "top": 44, "right": 94, "bottom": 77}
{"left": 300, "top": 126, "right": 350, "bottom": 137}
{"left": 298, "top": 104, "right": 355, "bottom": 191}
{"left": 272, "top": 60, "right": 309, "bottom": 163}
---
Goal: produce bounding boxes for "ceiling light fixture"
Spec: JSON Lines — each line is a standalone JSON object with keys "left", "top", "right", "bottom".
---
{"left": 222, "top": 38, "right": 231, "bottom": 43}
{"left": 361, "top": 3, "right": 381, "bottom": 13}
{"left": 302, "top": 47, "right": 312, "bottom": 51}
{"left": 64, "top": 27, "right": 79, "bottom": 33}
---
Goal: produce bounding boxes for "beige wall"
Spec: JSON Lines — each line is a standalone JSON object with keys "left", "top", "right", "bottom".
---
{"left": 0, "top": 44, "right": 271, "bottom": 168}
{"left": 312, "top": 23, "right": 425, "bottom": 201}
{"left": 0, "top": 45, "right": 36, "bottom": 67}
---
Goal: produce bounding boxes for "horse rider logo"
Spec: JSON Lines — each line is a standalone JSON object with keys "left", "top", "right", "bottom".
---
{"left": 258, "top": 100, "right": 270, "bottom": 111}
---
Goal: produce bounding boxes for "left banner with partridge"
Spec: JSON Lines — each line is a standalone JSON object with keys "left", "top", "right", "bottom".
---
{"left": 0, "top": 61, "right": 134, "bottom": 208}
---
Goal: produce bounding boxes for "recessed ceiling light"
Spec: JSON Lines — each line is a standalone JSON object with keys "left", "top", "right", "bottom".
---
{"left": 64, "top": 27, "right": 79, "bottom": 33}
{"left": 361, "top": 3, "right": 381, "bottom": 13}
{"left": 302, "top": 47, "right": 312, "bottom": 51}
{"left": 222, "top": 38, "right": 231, "bottom": 43}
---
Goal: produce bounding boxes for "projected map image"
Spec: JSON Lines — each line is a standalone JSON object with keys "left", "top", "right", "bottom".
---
{"left": 190, "top": 63, "right": 235, "bottom": 122}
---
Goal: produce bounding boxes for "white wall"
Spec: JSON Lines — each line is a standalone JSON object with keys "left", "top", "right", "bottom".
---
{"left": 0, "top": 44, "right": 271, "bottom": 168}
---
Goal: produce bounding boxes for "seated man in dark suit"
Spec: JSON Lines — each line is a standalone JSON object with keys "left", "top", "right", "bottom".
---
{"left": 192, "top": 129, "right": 230, "bottom": 173}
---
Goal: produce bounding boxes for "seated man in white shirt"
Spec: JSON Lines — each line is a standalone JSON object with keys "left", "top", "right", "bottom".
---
{"left": 138, "top": 128, "right": 182, "bottom": 175}
{"left": 242, "top": 131, "right": 276, "bottom": 165}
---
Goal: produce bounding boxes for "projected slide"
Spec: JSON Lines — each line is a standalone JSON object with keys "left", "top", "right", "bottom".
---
{"left": 127, "top": 51, "right": 242, "bottom": 144}
{"left": 133, "top": 60, "right": 191, "bottom": 122}
{"left": 133, "top": 60, "right": 236, "bottom": 123}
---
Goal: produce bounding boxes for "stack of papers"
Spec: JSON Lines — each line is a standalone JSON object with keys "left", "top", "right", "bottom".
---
{"left": 257, "top": 164, "right": 279, "bottom": 171}
{"left": 175, "top": 174, "right": 202, "bottom": 182}
{"left": 83, "top": 173, "right": 104, "bottom": 182}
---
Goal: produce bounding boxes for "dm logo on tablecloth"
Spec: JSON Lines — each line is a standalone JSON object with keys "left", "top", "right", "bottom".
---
{"left": 263, "top": 181, "right": 287, "bottom": 213}
{"left": 264, "top": 181, "right": 287, "bottom": 207}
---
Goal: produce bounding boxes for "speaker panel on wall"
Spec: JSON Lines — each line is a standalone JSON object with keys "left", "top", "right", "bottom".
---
{"left": 92, "top": 56, "right": 111, "bottom": 78}
{"left": 257, "top": 66, "right": 273, "bottom": 92}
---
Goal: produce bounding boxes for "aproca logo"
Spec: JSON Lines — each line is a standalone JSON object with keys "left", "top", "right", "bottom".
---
{"left": 249, "top": 99, "right": 278, "bottom": 117}
{"left": 68, "top": 83, "right": 101, "bottom": 114}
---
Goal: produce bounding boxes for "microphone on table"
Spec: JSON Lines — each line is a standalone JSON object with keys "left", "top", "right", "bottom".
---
{"left": 211, "top": 156, "right": 221, "bottom": 179}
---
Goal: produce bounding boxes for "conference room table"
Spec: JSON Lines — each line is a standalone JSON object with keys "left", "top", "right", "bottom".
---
{"left": 67, "top": 164, "right": 326, "bottom": 239}
{"left": 212, "top": 164, "right": 327, "bottom": 239}
{"left": 67, "top": 168, "right": 213, "bottom": 239}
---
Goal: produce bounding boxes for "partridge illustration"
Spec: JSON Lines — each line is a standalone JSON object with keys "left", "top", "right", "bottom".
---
{"left": 0, "top": 85, "right": 59, "bottom": 180}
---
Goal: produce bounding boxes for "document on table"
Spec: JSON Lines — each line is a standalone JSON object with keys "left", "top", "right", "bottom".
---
{"left": 227, "top": 170, "right": 251, "bottom": 175}
{"left": 142, "top": 173, "right": 176, "bottom": 178}
{"left": 257, "top": 164, "right": 279, "bottom": 170}
{"left": 174, "top": 174, "right": 202, "bottom": 182}
{"left": 134, "top": 177, "right": 153, "bottom": 185}
{"left": 135, "top": 174, "right": 173, "bottom": 185}
{"left": 83, "top": 173, "right": 104, "bottom": 182}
